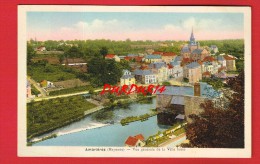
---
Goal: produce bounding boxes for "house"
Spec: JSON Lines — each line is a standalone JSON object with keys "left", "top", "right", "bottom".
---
{"left": 210, "top": 45, "right": 219, "bottom": 54}
{"left": 190, "top": 48, "right": 209, "bottom": 61}
{"left": 217, "top": 55, "right": 227, "bottom": 68}
{"left": 144, "top": 54, "right": 162, "bottom": 63}
{"left": 161, "top": 52, "right": 176, "bottom": 64}
{"left": 61, "top": 58, "right": 87, "bottom": 66}
{"left": 223, "top": 55, "right": 236, "bottom": 71}
{"left": 202, "top": 60, "right": 219, "bottom": 75}
{"left": 120, "top": 69, "right": 136, "bottom": 86}
{"left": 40, "top": 80, "right": 55, "bottom": 88}
{"left": 125, "top": 134, "right": 145, "bottom": 147}
{"left": 133, "top": 69, "right": 157, "bottom": 84}
{"left": 105, "top": 54, "right": 120, "bottom": 62}
{"left": 181, "top": 45, "right": 191, "bottom": 58}
{"left": 184, "top": 62, "right": 202, "bottom": 84}
{"left": 149, "top": 62, "right": 168, "bottom": 83}
{"left": 152, "top": 51, "right": 164, "bottom": 55}
{"left": 35, "top": 46, "right": 46, "bottom": 52}
{"left": 169, "top": 56, "right": 183, "bottom": 80}
{"left": 124, "top": 56, "right": 144, "bottom": 62}
{"left": 119, "top": 56, "right": 126, "bottom": 60}
{"left": 202, "top": 71, "right": 211, "bottom": 78}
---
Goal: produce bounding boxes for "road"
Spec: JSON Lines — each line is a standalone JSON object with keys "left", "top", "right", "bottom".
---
{"left": 28, "top": 77, "right": 47, "bottom": 97}
{"left": 27, "top": 88, "right": 103, "bottom": 103}
{"left": 159, "top": 133, "right": 187, "bottom": 147}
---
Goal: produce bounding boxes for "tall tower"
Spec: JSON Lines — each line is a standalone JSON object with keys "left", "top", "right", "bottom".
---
{"left": 189, "top": 27, "right": 196, "bottom": 46}
{"left": 189, "top": 27, "right": 198, "bottom": 52}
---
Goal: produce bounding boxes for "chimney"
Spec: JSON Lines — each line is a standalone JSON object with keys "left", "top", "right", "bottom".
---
{"left": 194, "top": 82, "right": 201, "bottom": 97}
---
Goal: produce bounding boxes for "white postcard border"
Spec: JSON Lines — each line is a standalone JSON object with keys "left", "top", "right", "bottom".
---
{"left": 18, "top": 5, "right": 252, "bottom": 158}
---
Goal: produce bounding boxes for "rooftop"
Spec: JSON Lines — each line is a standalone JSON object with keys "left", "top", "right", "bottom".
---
{"left": 105, "top": 54, "right": 116, "bottom": 59}
{"left": 191, "top": 49, "right": 203, "bottom": 55}
{"left": 186, "top": 62, "right": 201, "bottom": 69}
{"left": 156, "top": 83, "right": 221, "bottom": 99}
{"left": 145, "top": 54, "right": 162, "bottom": 59}
{"left": 133, "top": 69, "right": 154, "bottom": 76}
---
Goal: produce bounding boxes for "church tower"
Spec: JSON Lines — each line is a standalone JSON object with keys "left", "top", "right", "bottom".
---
{"left": 189, "top": 27, "right": 199, "bottom": 52}
{"left": 190, "top": 27, "right": 196, "bottom": 46}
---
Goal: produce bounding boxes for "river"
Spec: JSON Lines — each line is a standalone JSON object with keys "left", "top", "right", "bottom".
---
{"left": 33, "top": 98, "right": 171, "bottom": 146}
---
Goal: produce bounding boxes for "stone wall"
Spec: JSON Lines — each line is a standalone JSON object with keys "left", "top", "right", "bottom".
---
{"left": 156, "top": 95, "right": 173, "bottom": 109}
{"left": 184, "top": 96, "right": 205, "bottom": 122}
{"left": 156, "top": 94, "right": 206, "bottom": 123}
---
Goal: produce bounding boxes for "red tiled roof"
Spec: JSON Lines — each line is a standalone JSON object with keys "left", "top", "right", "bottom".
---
{"left": 153, "top": 51, "right": 164, "bottom": 55}
{"left": 203, "top": 56, "right": 216, "bottom": 62}
{"left": 197, "top": 60, "right": 203, "bottom": 65}
{"left": 140, "top": 64, "right": 148, "bottom": 70}
{"left": 134, "top": 134, "right": 145, "bottom": 141}
{"left": 182, "top": 58, "right": 191, "bottom": 63}
{"left": 218, "top": 66, "right": 227, "bottom": 72}
{"left": 167, "top": 64, "right": 174, "bottom": 69}
{"left": 162, "top": 52, "right": 176, "bottom": 56}
{"left": 105, "top": 54, "right": 116, "bottom": 59}
{"left": 134, "top": 56, "right": 143, "bottom": 62}
{"left": 202, "top": 71, "right": 211, "bottom": 76}
{"left": 125, "top": 136, "right": 139, "bottom": 146}
{"left": 223, "top": 55, "right": 235, "bottom": 60}
{"left": 124, "top": 57, "right": 131, "bottom": 61}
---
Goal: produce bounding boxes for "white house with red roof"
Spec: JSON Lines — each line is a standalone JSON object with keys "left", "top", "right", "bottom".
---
{"left": 105, "top": 54, "right": 120, "bottom": 62}
{"left": 35, "top": 46, "right": 46, "bottom": 52}
{"left": 124, "top": 134, "right": 145, "bottom": 147}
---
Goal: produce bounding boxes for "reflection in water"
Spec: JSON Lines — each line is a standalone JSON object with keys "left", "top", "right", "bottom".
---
{"left": 34, "top": 98, "right": 171, "bottom": 146}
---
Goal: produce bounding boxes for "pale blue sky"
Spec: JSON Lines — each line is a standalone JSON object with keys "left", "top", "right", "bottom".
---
{"left": 27, "top": 12, "right": 244, "bottom": 41}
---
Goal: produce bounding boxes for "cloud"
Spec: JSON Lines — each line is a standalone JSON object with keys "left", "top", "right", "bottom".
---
{"left": 28, "top": 17, "right": 243, "bottom": 41}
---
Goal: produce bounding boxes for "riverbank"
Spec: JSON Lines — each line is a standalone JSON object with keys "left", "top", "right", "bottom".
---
{"left": 29, "top": 96, "right": 156, "bottom": 144}
{"left": 30, "top": 121, "right": 111, "bottom": 143}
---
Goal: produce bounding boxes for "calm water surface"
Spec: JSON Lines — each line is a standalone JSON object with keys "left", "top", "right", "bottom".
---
{"left": 34, "top": 98, "right": 170, "bottom": 146}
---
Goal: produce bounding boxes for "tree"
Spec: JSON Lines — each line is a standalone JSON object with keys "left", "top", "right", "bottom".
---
{"left": 100, "top": 47, "right": 108, "bottom": 59}
{"left": 27, "top": 44, "right": 35, "bottom": 65}
{"left": 184, "top": 71, "right": 244, "bottom": 148}
{"left": 88, "top": 57, "right": 123, "bottom": 86}
{"left": 64, "top": 46, "right": 83, "bottom": 64}
{"left": 58, "top": 54, "right": 65, "bottom": 64}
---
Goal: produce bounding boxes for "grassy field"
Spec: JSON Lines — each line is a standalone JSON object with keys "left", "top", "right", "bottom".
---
{"left": 27, "top": 95, "right": 97, "bottom": 140}
{"left": 48, "top": 85, "right": 92, "bottom": 96}
{"left": 27, "top": 63, "right": 77, "bottom": 82}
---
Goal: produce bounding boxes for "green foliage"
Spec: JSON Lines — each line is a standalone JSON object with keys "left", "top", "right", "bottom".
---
{"left": 49, "top": 86, "right": 94, "bottom": 96}
{"left": 58, "top": 54, "right": 65, "bottom": 64}
{"left": 199, "top": 39, "right": 244, "bottom": 59}
{"left": 185, "top": 71, "right": 245, "bottom": 148}
{"left": 201, "top": 78, "right": 224, "bottom": 90}
{"left": 64, "top": 46, "right": 83, "bottom": 59}
{"left": 183, "top": 78, "right": 189, "bottom": 83}
{"left": 120, "top": 111, "right": 158, "bottom": 126}
{"left": 27, "top": 96, "right": 97, "bottom": 139}
{"left": 28, "top": 61, "right": 83, "bottom": 82}
{"left": 91, "top": 110, "right": 114, "bottom": 121}
{"left": 100, "top": 47, "right": 108, "bottom": 58}
{"left": 162, "top": 81, "right": 171, "bottom": 86}
{"left": 88, "top": 57, "right": 123, "bottom": 86}
{"left": 31, "top": 85, "right": 40, "bottom": 96}
{"left": 27, "top": 44, "right": 36, "bottom": 65}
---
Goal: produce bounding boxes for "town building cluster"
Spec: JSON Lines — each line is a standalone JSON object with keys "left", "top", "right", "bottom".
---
{"left": 104, "top": 29, "right": 237, "bottom": 86}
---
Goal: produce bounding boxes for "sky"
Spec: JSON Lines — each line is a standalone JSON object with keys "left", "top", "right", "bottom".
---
{"left": 27, "top": 12, "right": 244, "bottom": 41}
